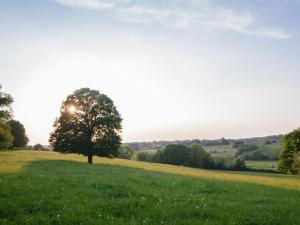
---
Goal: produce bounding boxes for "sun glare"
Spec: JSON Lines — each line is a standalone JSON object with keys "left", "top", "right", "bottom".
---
{"left": 68, "top": 105, "right": 76, "bottom": 114}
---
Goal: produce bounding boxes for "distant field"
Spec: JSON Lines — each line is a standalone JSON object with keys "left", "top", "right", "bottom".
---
{"left": 135, "top": 144, "right": 281, "bottom": 162}
{"left": 204, "top": 144, "right": 281, "bottom": 159}
{"left": 204, "top": 145, "right": 238, "bottom": 158}
{"left": 246, "top": 160, "right": 278, "bottom": 171}
{"left": 0, "top": 151, "right": 299, "bottom": 225}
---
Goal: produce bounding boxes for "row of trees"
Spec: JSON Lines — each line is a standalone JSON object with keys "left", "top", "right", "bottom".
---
{"left": 0, "top": 85, "right": 29, "bottom": 149}
{"left": 137, "top": 144, "right": 246, "bottom": 171}
{"left": 129, "top": 136, "right": 282, "bottom": 151}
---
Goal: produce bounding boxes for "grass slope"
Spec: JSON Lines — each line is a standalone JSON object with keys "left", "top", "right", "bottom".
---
{"left": 0, "top": 151, "right": 300, "bottom": 225}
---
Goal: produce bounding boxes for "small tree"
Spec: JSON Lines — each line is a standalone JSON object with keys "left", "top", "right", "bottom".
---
{"left": 187, "top": 144, "right": 213, "bottom": 168}
{"left": 137, "top": 152, "right": 153, "bottom": 162}
{"left": 9, "top": 120, "right": 29, "bottom": 148}
{"left": 49, "top": 88, "right": 122, "bottom": 164}
{"left": 33, "top": 143, "right": 44, "bottom": 150}
{"left": 118, "top": 145, "right": 134, "bottom": 159}
{"left": 159, "top": 144, "right": 190, "bottom": 166}
{"left": 278, "top": 128, "right": 300, "bottom": 174}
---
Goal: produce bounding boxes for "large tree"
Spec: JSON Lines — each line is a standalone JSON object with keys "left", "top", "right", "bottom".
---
{"left": 49, "top": 88, "right": 122, "bottom": 164}
{"left": 278, "top": 128, "right": 300, "bottom": 174}
{"left": 9, "top": 120, "right": 29, "bottom": 148}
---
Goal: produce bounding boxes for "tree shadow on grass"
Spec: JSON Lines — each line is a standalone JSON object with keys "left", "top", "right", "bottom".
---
{"left": 1, "top": 160, "right": 300, "bottom": 225}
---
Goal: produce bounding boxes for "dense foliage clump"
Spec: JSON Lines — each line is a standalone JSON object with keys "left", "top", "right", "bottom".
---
{"left": 137, "top": 144, "right": 246, "bottom": 171}
{"left": 9, "top": 120, "right": 29, "bottom": 148}
{"left": 0, "top": 85, "right": 13, "bottom": 148}
{"left": 117, "top": 145, "right": 134, "bottom": 159}
{"left": 278, "top": 128, "right": 300, "bottom": 174}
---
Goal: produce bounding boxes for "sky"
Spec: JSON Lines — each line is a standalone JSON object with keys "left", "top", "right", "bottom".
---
{"left": 0, "top": 0, "right": 300, "bottom": 145}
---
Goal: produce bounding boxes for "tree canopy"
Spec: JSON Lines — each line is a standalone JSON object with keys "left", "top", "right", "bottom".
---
{"left": 49, "top": 88, "right": 122, "bottom": 163}
{"left": 9, "top": 120, "right": 29, "bottom": 148}
{"left": 0, "top": 85, "right": 14, "bottom": 148}
{"left": 0, "top": 119, "right": 13, "bottom": 148}
{"left": 278, "top": 128, "right": 300, "bottom": 174}
{"left": 0, "top": 85, "right": 13, "bottom": 120}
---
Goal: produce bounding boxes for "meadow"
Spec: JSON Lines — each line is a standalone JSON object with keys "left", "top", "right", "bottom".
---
{"left": 1, "top": 150, "right": 300, "bottom": 225}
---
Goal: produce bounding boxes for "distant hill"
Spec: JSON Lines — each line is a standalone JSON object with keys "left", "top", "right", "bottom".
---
{"left": 126, "top": 135, "right": 283, "bottom": 151}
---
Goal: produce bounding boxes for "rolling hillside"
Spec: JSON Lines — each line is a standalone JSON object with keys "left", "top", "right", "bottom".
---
{"left": 0, "top": 150, "right": 299, "bottom": 225}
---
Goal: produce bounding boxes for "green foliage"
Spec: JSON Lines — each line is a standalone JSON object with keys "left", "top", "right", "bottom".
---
{"left": 137, "top": 144, "right": 247, "bottom": 171}
{"left": 278, "top": 128, "right": 300, "bottom": 174}
{"left": 0, "top": 85, "right": 14, "bottom": 148}
{"left": 213, "top": 157, "right": 246, "bottom": 171}
{"left": 244, "top": 150, "right": 268, "bottom": 160}
{"left": 136, "top": 152, "right": 153, "bottom": 162}
{"left": 186, "top": 144, "right": 214, "bottom": 168}
{"left": 117, "top": 145, "right": 134, "bottom": 159}
{"left": 0, "top": 119, "right": 13, "bottom": 148}
{"left": 157, "top": 144, "right": 191, "bottom": 166}
{"left": 49, "top": 88, "right": 122, "bottom": 163}
{"left": 33, "top": 143, "right": 44, "bottom": 150}
{"left": 9, "top": 120, "right": 29, "bottom": 148}
{"left": 0, "top": 85, "right": 13, "bottom": 120}
{"left": 233, "top": 158, "right": 247, "bottom": 170}
{"left": 292, "top": 152, "right": 300, "bottom": 175}
{"left": 139, "top": 144, "right": 214, "bottom": 169}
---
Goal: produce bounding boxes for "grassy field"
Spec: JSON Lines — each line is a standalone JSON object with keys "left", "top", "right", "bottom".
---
{"left": 1, "top": 151, "right": 300, "bottom": 225}
{"left": 204, "top": 145, "right": 238, "bottom": 158}
{"left": 245, "top": 160, "right": 278, "bottom": 171}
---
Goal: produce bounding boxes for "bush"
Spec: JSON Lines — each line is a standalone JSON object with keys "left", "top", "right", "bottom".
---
{"left": 186, "top": 144, "right": 214, "bottom": 169}
{"left": 212, "top": 157, "right": 246, "bottom": 171}
{"left": 157, "top": 144, "right": 190, "bottom": 166}
{"left": 233, "top": 158, "right": 247, "bottom": 170}
{"left": 33, "top": 143, "right": 44, "bottom": 151}
{"left": 117, "top": 145, "right": 134, "bottom": 159}
{"left": 137, "top": 152, "right": 153, "bottom": 162}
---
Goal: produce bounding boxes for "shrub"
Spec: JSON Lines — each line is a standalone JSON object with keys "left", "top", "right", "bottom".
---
{"left": 33, "top": 143, "right": 44, "bottom": 151}
{"left": 118, "top": 145, "right": 134, "bottom": 159}
{"left": 137, "top": 152, "right": 153, "bottom": 162}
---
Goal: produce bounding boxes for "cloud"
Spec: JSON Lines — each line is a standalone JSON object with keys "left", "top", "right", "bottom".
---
{"left": 54, "top": 0, "right": 292, "bottom": 40}
{"left": 255, "top": 27, "right": 292, "bottom": 40}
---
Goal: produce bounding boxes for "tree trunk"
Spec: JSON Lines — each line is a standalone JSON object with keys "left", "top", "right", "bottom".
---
{"left": 88, "top": 154, "right": 93, "bottom": 164}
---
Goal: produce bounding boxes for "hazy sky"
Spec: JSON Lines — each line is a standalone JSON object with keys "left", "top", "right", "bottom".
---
{"left": 1, "top": 0, "right": 300, "bottom": 144}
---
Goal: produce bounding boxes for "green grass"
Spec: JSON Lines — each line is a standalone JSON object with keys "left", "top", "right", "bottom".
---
{"left": 246, "top": 160, "right": 278, "bottom": 171}
{"left": 258, "top": 144, "right": 281, "bottom": 159}
{"left": 1, "top": 151, "right": 300, "bottom": 225}
{"left": 204, "top": 145, "right": 238, "bottom": 158}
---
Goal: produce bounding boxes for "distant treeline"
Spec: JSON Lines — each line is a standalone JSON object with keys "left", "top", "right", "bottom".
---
{"left": 127, "top": 135, "right": 283, "bottom": 151}
{"left": 137, "top": 144, "right": 247, "bottom": 171}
